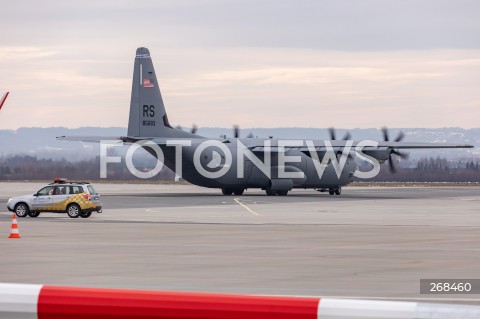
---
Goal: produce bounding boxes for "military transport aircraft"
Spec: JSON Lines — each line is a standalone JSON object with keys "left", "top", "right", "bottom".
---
{"left": 58, "top": 48, "right": 473, "bottom": 196}
{"left": 0, "top": 92, "right": 9, "bottom": 110}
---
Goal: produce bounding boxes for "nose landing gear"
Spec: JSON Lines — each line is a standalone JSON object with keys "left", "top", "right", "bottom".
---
{"left": 328, "top": 187, "right": 342, "bottom": 196}
{"left": 315, "top": 187, "right": 343, "bottom": 195}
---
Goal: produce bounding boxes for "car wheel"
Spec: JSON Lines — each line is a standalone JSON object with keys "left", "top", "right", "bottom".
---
{"left": 66, "top": 204, "right": 81, "bottom": 218}
{"left": 15, "top": 203, "right": 29, "bottom": 218}
{"left": 28, "top": 211, "right": 40, "bottom": 218}
{"left": 80, "top": 211, "right": 92, "bottom": 218}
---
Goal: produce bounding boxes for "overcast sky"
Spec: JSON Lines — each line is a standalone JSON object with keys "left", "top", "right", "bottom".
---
{"left": 0, "top": 0, "right": 479, "bottom": 130}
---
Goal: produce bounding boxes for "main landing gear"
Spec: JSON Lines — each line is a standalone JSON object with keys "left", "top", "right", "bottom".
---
{"left": 221, "top": 188, "right": 245, "bottom": 196}
{"left": 265, "top": 189, "right": 289, "bottom": 196}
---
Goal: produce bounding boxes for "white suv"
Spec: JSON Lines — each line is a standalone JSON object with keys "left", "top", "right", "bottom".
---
{"left": 7, "top": 179, "right": 102, "bottom": 218}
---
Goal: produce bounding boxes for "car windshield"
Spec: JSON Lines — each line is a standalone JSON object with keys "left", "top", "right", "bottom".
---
{"left": 37, "top": 186, "right": 54, "bottom": 196}
{"left": 87, "top": 185, "right": 97, "bottom": 195}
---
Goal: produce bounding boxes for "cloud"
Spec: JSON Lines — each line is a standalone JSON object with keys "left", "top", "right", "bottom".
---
{"left": 201, "top": 67, "right": 443, "bottom": 85}
{"left": 0, "top": 47, "right": 58, "bottom": 60}
{"left": 1, "top": 46, "right": 479, "bottom": 129}
{"left": 157, "top": 48, "right": 480, "bottom": 129}
{"left": 0, "top": 1, "right": 479, "bottom": 130}
{"left": 1, "top": 1, "right": 479, "bottom": 50}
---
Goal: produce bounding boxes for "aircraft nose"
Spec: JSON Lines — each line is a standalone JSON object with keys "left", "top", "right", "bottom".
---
{"left": 136, "top": 47, "right": 150, "bottom": 56}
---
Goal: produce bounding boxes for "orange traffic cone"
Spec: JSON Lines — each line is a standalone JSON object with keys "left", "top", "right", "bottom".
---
{"left": 8, "top": 213, "right": 21, "bottom": 238}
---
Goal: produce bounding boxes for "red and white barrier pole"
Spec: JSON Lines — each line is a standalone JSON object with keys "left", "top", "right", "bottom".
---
{"left": 0, "top": 283, "right": 41, "bottom": 318}
{"left": 1, "top": 283, "right": 480, "bottom": 319}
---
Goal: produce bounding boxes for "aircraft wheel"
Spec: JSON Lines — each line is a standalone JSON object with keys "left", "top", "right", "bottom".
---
{"left": 277, "top": 190, "right": 288, "bottom": 196}
{"left": 265, "top": 189, "right": 277, "bottom": 196}
{"left": 334, "top": 188, "right": 342, "bottom": 195}
{"left": 233, "top": 189, "right": 244, "bottom": 196}
{"left": 328, "top": 189, "right": 335, "bottom": 195}
{"left": 221, "top": 188, "right": 233, "bottom": 195}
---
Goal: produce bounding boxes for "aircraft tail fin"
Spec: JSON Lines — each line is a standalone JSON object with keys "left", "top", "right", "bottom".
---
{"left": 128, "top": 48, "right": 196, "bottom": 139}
{"left": 0, "top": 92, "right": 9, "bottom": 110}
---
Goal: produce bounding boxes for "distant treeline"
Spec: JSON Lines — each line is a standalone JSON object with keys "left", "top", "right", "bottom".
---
{"left": 0, "top": 155, "right": 175, "bottom": 181}
{"left": 364, "top": 157, "right": 480, "bottom": 182}
{"left": 0, "top": 155, "right": 479, "bottom": 182}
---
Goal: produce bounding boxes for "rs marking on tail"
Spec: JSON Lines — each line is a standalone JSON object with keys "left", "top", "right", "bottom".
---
{"left": 143, "top": 105, "right": 155, "bottom": 117}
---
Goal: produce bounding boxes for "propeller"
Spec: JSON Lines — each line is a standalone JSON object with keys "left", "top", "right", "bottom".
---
{"left": 328, "top": 127, "right": 351, "bottom": 140}
{"left": 381, "top": 127, "right": 409, "bottom": 173}
{"left": 176, "top": 124, "right": 198, "bottom": 134}
{"left": 233, "top": 125, "right": 240, "bottom": 138}
{"left": 381, "top": 127, "right": 405, "bottom": 143}
{"left": 232, "top": 125, "right": 254, "bottom": 138}
{"left": 328, "top": 127, "right": 354, "bottom": 159}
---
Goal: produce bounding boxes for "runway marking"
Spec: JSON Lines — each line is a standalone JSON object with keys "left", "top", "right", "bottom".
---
{"left": 234, "top": 198, "right": 260, "bottom": 216}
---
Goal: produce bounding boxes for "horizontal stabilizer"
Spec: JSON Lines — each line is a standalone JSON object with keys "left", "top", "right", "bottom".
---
{"left": 56, "top": 136, "right": 155, "bottom": 143}
{"left": 57, "top": 136, "right": 124, "bottom": 143}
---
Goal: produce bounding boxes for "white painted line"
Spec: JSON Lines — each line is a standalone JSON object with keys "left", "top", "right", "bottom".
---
{"left": 234, "top": 198, "right": 260, "bottom": 216}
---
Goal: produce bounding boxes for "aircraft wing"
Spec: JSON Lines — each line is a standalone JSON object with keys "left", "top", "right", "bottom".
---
{"left": 376, "top": 142, "right": 473, "bottom": 149}
{"left": 244, "top": 140, "right": 474, "bottom": 151}
{"left": 57, "top": 136, "right": 474, "bottom": 149}
{"left": 242, "top": 141, "right": 473, "bottom": 165}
